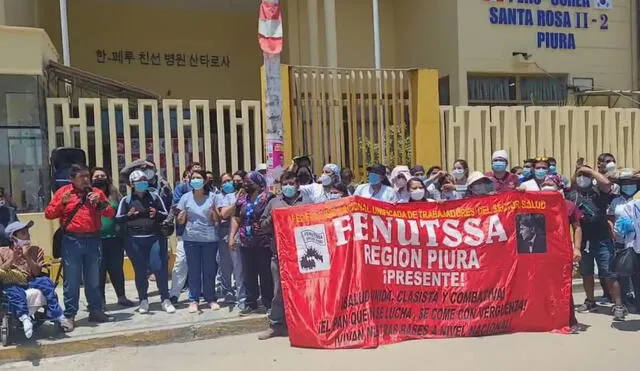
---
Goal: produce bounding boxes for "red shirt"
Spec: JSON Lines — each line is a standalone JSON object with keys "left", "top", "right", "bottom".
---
{"left": 45, "top": 184, "right": 115, "bottom": 234}
{"left": 485, "top": 171, "right": 519, "bottom": 193}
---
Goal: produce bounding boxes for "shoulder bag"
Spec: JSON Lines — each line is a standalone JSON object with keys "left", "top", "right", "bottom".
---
{"left": 52, "top": 200, "right": 85, "bottom": 259}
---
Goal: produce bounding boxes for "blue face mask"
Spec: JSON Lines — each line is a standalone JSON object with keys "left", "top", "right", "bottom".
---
{"left": 534, "top": 169, "right": 548, "bottom": 180}
{"left": 368, "top": 173, "right": 382, "bottom": 185}
{"left": 549, "top": 165, "right": 557, "bottom": 174}
{"left": 622, "top": 184, "right": 638, "bottom": 196}
{"left": 282, "top": 185, "right": 297, "bottom": 198}
{"left": 492, "top": 161, "right": 507, "bottom": 172}
{"left": 190, "top": 178, "right": 205, "bottom": 190}
{"left": 133, "top": 180, "right": 149, "bottom": 192}
{"left": 221, "top": 182, "right": 235, "bottom": 194}
{"left": 522, "top": 168, "right": 532, "bottom": 178}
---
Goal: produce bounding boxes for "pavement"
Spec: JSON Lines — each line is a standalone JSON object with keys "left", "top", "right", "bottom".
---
{"left": 0, "top": 279, "right": 268, "bottom": 364}
{"left": 0, "top": 289, "right": 638, "bottom": 371}
{"left": 0, "top": 276, "right": 610, "bottom": 365}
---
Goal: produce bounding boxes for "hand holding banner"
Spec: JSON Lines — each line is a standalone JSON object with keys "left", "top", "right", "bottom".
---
{"left": 273, "top": 192, "right": 572, "bottom": 348}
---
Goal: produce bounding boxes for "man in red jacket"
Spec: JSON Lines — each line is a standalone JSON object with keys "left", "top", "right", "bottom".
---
{"left": 45, "top": 164, "right": 115, "bottom": 329}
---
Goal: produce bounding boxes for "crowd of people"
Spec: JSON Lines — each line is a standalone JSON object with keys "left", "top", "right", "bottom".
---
{"left": 1, "top": 149, "right": 639, "bottom": 341}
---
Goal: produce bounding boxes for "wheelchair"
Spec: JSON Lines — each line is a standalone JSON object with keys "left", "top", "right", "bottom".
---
{"left": 0, "top": 267, "right": 56, "bottom": 346}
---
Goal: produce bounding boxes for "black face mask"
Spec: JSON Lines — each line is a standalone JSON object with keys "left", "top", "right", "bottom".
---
{"left": 234, "top": 182, "right": 242, "bottom": 191}
{"left": 92, "top": 179, "right": 109, "bottom": 192}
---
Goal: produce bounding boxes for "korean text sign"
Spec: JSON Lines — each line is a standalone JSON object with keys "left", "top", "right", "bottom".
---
{"left": 273, "top": 192, "right": 572, "bottom": 348}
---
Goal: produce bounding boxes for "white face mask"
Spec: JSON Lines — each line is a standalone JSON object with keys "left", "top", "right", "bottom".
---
{"left": 541, "top": 186, "right": 556, "bottom": 192}
{"left": 13, "top": 238, "right": 30, "bottom": 247}
{"left": 452, "top": 169, "right": 465, "bottom": 180}
{"left": 576, "top": 176, "right": 592, "bottom": 189}
{"left": 410, "top": 189, "right": 425, "bottom": 201}
{"left": 605, "top": 162, "right": 617, "bottom": 173}
{"left": 320, "top": 174, "right": 332, "bottom": 186}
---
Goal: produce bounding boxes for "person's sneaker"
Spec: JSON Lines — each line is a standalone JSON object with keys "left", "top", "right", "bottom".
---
{"left": 258, "top": 327, "right": 288, "bottom": 340}
{"left": 162, "top": 299, "right": 176, "bottom": 314}
{"left": 613, "top": 305, "right": 628, "bottom": 321}
{"left": 88, "top": 311, "right": 115, "bottom": 323}
{"left": 210, "top": 302, "right": 221, "bottom": 311}
{"left": 58, "top": 316, "right": 74, "bottom": 333}
{"left": 169, "top": 296, "right": 179, "bottom": 305}
{"left": 138, "top": 299, "right": 150, "bottom": 314}
{"left": 188, "top": 302, "right": 199, "bottom": 313}
{"left": 118, "top": 297, "right": 136, "bottom": 308}
{"left": 239, "top": 307, "right": 256, "bottom": 317}
{"left": 575, "top": 299, "right": 597, "bottom": 313}
{"left": 19, "top": 315, "right": 33, "bottom": 339}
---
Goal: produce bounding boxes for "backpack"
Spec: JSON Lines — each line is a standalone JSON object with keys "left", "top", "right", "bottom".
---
{"left": 122, "top": 192, "right": 174, "bottom": 237}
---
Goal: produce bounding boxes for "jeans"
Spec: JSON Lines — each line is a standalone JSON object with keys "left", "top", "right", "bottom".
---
{"left": 183, "top": 240, "right": 218, "bottom": 303}
{"left": 240, "top": 242, "right": 273, "bottom": 309}
{"left": 3, "top": 276, "right": 64, "bottom": 320}
{"left": 61, "top": 234, "right": 103, "bottom": 317}
{"left": 579, "top": 238, "right": 614, "bottom": 279}
{"left": 217, "top": 229, "right": 246, "bottom": 305}
{"left": 125, "top": 236, "right": 170, "bottom": 301}
{"left": 100, "top": 237, "right": 126, "bottom": 301}
{"left": 268, "top": 254, "right": 285, "bottom": 328}
{"left": 169, "top": 238, "right": 188, "bottom": 298}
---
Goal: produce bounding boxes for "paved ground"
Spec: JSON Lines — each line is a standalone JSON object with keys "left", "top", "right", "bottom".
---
{"left": 1, "top": 290, "right": 638, "bottom": 371}
{"left": 4, "top": 279, "right": 254, "bottom": 346}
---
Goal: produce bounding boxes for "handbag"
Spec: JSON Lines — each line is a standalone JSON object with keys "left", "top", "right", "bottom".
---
{"left": 610, "top": 245, "right": 639, "bottom": 277}
{"left": 52, "top": 199, "right": 85, "bottom": 259}
{"left": 159, "top": 213, "right": 175, "bottom": 237}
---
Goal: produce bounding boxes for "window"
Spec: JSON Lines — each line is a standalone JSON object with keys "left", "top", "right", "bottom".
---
{"left": 0, "top": 75, "right": 49, "bottom": 212}
{"left": 467, "top": 74, "right": 567, "bottom": 106}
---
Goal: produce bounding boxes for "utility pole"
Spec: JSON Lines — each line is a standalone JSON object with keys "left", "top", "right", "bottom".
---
{"left": 259, "top": 0, "right": 284, "bottom": 189}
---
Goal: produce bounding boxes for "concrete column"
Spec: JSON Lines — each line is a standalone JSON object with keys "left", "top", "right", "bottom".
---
{"left": 323, "top": 0, "right": 338, "bottom": 67}
{"left": 307, "top": 0, "right": 320, "bottom": 65}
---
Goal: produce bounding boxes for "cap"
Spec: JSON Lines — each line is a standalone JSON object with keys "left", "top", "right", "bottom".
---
{"left": 613, "top": 168, "right": 636, "bottom": 180}
{"left": 4, "top": 221, "right": 34, "bottom": 238}
{"left": 323, "top": 163, "right": 340, "bottom": 175}
{"left": 366, "top": 164, "right": 387, "bottom": 176}
{"left": 410, "top": 165, "right": 425, "bottom": 176}
{"left": 466, "top": 171, "right": 491, "bottom": 186}
{"left": 492, "top": 150, "right": 509, "bottom": 162}
{"left": 256, "top": 163, "right": 268, "bottom": 172}
{"left": 129, "top": 170, "right": 146, "bottom": 183}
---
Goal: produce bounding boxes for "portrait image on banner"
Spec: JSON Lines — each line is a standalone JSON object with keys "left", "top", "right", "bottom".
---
{"left": 273, "top": 192, "right": 573, "bottom": 349}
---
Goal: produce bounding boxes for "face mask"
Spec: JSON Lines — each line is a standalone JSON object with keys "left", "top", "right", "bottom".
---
{"left": 492, "top": 161, "right": 507, "bottom": 172}
{"left": 282, "top": 185, "right": 297, "bottom": 198}
{"left": 133, "top": 180, "right": 149, "bottom": 192}
{"left": 221, "top": 182, "right": 235, "bottom": 194}
{"left": 13, "top": 238, "right": 30, "bottom": 247}
{"left": 395, "top": 178, "right": 407, "bottom": 189}
{"left": 534, "top": 169, "right": 548, "bottom": 180}
{"left": 541, "top": 186, "right": 556, "bottom": 192}
{"left": 471, "top": 182, "right": 494, "bottom": 196}
{"left": 368, "top": 173, "right": 382, "bottom": 185}
{"left": 452, "top": 169, "right": 465, "bottom": 180}
{"left": 234, "top": 182, "right": 242, "bottom": 191}
{"left": 522, "top": 168, "right": 532, "bottom": 178}
{"left": 190, "top": 178, "right": 205, "bottom": 190}
{"left": 605, "top": 162, "right": 617, "bottom": 172}
{"left": 621, "top": 184, "right": 638, "bottom": 196}
{"left": 92, "top": 179, "right": 108, "bottom": 191}
{"left": 576, "top": 176, "right": 592, "bottom": 189}
{"left": 320, "top": 174, "right": 332, "bottom": 186}
{"left": 410, "top": 189, "right": 425, "bottom": 201}
{"left": 144, "top": 169, "right": 156, "bottom": 180}
{"left": 549, "top": 166, "right": 557, "bottom": 174}
{"left": 328, "top": 193, "right": 342, "bottom": 200}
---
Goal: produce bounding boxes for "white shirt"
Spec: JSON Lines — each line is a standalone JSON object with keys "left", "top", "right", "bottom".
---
{"left": 607, "top": 196, "right": 640, "bottom": 251}
{"left": 353, "top": 183, "right": 396, "bottom": 203}
{"left": 299, "top": 183, "right": 330, "bottom": 204}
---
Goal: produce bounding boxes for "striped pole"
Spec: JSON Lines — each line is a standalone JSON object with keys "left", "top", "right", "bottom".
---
{"left": 259, "top": 0, "right": 284, "bottom": 189}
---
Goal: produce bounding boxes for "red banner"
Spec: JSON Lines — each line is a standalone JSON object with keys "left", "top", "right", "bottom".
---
{"left": 273, "top": 192, "right": 572, "bottom": 349}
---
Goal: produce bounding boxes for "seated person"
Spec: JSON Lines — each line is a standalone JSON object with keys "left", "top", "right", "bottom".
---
{"left": 0, "top": 221, "right": 72, "bottom": 338}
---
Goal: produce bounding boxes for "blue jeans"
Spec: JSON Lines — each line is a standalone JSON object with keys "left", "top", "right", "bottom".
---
{"left": 125, "top": 236, "right": 170, "bottom": 301}
{"left": 61, "top": 234, "right": 103, "bottom": 317}
{"left": 3, "top": 276, "right": 64, "bottom": 320}
{"left": 183, "top": 240, "right": 218, "bottom": 303}
{"left": 217, "top": 228, "right": 246, "bottom": 305}
{"left": 579, "top": 238, "right": 614, "bottom": 279}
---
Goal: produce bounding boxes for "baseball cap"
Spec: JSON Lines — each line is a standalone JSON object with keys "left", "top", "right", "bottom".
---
{"left": 256, "top": 163, "right": 268, "bottom": 172}
{"left": 492, "top": 150, "right": 509, "bottom": 162}
{"left": 366, "top": 164, "right": 387, "bottom": 176}
{"left": 466, "top": 171, "right": 491, "bottom": 186}
{"left": 4, "top": 221, "right": 34, "bottom": 238}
